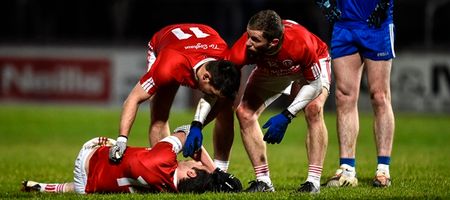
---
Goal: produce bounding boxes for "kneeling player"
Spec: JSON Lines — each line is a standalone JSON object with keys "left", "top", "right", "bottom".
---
{"left": 22, "top": 125, "right": 242, "bottom": 194}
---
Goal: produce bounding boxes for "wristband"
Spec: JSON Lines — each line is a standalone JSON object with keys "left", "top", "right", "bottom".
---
{"left": 191, "top": 121, "right": 203, "bottom": 129}
{"left": 117, "top": 135, "right": 128, "bottom": 142}
{"left": 282, "top": 109, "right": 296, "bottom": 121}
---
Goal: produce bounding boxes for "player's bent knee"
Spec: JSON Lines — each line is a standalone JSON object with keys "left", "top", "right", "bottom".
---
{"left": 335, "top": 90, "right": 358, "bottom": 106}
{"left": 236, "top": 106, "right": 257, "bottom": 123}
{"left": 370, "top": 92, "right": 390, "bottom": 108}
{"left": 304, "top": 102, "right": 323, "bottom": 121}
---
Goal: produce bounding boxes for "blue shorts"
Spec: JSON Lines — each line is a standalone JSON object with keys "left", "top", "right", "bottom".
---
{"left": 331, "top": 23, "right": 396, "bottom": 61}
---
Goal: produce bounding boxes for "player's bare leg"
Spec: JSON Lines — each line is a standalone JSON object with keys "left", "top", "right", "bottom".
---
{"left": 204, "top": 98, "right": 235, "bottom": 172}
{"left": 297, "top": 88, "right": 328, "bottom": 192}
{"left": 327, "top": 53, "right": 363, "bottom": 187}
{"left": 335, "top": 53, "right": 363, "bottom": 159}
{"left": 149, "top": 84, "right": 179, "bottom": 146}
{"left": 236, "top": 88, "right": 274, "bottom": 192}
{"left": 305, "top": 88, "right": 329, "bottom": 166}
{"left": 365, "top": 58, "right": 395, "bottom": 187}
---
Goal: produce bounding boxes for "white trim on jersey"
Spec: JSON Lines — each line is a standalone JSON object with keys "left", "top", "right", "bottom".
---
{"left": 311, "top": 63, "right": 321, "bottom": 80}
{"left": 192, "top": 57, "right": 217, "bottom": 80}
{"left": 285, "top": 19, "right": 299, "bottom": 25}
{"left": 173, "top": 169, "right": 178, "bottom": 190}
{"left": 141, "top": 77, "right": 155, "bottom": 93}
{"left": 389, "top": 23, "right": 396, "bottom": 58}
{"left": 158, "top": 136, "right": 180, "bottom": 189}
{"left": 160, "top": 136, "right": 183, "bottom": 154}
{"left": 147, "top": 50, "right": 157, "bottom": 72}
{"left": 116, "top": 176, "right": 149, "bottom": 193}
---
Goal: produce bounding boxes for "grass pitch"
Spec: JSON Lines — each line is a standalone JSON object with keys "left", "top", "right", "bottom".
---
{"left": 1, "top": 104, "right": 450, "bottom": 199}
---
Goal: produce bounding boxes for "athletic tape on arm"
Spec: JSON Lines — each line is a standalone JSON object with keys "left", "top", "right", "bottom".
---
{"left": 286, "top": 78, "right": 322, "bottom": 115}
{"left": 193, "top": 95, "right": 217, "bottom": 124}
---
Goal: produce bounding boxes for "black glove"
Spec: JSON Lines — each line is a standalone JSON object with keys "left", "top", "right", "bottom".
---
{"left": 367, "top": 0, "right": 390, "bottom": 28}
{"left": 211, "top": 168, "right": 243, "bottom": 192}
{"left": 316, "top": 0, "right": 341, "bottom": 23}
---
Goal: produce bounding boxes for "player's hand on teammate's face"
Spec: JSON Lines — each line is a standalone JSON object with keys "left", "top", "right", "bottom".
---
{"left": 183, "top": 124, "right": 203, "bottom": 157}
{"left": 109, "top": 135, "right": 128, "bottom": 163}
{"left": 191, "top": 149, "right": 202, "bottom": 161}
{"left": 262, "top": 112, "right": 291, "bottom": 144}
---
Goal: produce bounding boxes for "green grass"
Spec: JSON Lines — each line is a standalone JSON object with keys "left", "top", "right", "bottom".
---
{"left": 1, "top": 104, "right": 450, "bottom": 199}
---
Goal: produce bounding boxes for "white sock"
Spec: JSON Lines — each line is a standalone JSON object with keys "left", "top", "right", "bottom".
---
{"left": 214, "top": 159, "right": 230, "bottom": 172}
{"left": 376, "top": 164, "right": 390, "bottom": 177}
{"left": 254, "top": 164, "right": 272, "bottom": 185}
{"left": 340, "top": 164, "right": 355, "bottom": 171}
{"left": 306, "top": 165, "right": 322, "bottom": 188}
{"left": 340, "top": 164, "right": 356, "bottom": 177}
{"left": 256, "top": 176, "right": 272, "bottom": 186}
{"left": 40, "top": 183, "right": 69, "bottom": 193}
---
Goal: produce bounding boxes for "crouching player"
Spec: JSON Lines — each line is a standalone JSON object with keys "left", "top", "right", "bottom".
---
{"left": 21, "top": 125, "right": 242, "bottom": 194}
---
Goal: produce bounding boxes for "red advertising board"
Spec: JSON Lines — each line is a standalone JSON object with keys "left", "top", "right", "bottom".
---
{"left": 0, "top": 57, "right": 111, "bottom": 102}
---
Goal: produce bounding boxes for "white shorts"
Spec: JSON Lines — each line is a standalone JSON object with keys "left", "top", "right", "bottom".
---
{"left": 73, "top": 137, "right": 116, "bottom": 194}
{"left": 246, "top": 56, "right": 331, "bottom": 107}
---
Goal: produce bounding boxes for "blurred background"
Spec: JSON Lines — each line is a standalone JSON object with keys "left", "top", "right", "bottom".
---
{"left": 1, "top": 0, "right": 449, "bottom": 113}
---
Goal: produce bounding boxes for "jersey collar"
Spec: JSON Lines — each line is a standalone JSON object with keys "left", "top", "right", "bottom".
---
{"left": 193, "top": 57, "right": 217, "bottom": 80}
{"left": 173, "top": 168, "right": 178, "bottom": 190}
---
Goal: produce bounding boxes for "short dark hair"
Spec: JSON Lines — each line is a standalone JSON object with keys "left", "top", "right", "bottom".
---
{"left": 177, "top": 168, "right": 214, "bottom": 193}
{"left": 247, "top": 9, "right": 284, "bottom": 41}
{"left": 205, "top": 60, "right": 241, "bottom": 100}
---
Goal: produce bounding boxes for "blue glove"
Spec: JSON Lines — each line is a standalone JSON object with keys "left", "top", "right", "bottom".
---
{"left": 263, "top": 110, "right": 295, "bottom": 144}
{"left": 315, "top": 0, "right": 341, "bottom": 23}
{"left": 183, "top": 121, "right": 203, "bottom": 157}
{"left": 367, "top": 0, "right": 390, "bottom": 28}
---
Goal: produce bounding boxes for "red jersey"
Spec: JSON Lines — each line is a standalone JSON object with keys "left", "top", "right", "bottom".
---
{"left": 227, "top": 20, "right": 329, "bottom": 81}
{"left": 139, "top": 24, "right": 228, "bottom": 95}
{"left": 85, "top": 142, "right": 178, "bottom": 193}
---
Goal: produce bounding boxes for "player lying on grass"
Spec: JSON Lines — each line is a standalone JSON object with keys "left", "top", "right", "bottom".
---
{"left": 21, "top": 125, "right": 242, "bottom": 194}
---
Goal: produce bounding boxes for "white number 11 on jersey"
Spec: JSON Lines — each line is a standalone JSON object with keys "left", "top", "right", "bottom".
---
{"left": 171, "top": 27, "right": 210, "bottom": 40}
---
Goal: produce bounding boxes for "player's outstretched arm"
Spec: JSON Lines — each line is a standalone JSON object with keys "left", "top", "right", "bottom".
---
{"left": 194, "top": 147, "right": 216, "bottom": 173}
{"left": 183, "top": 95, "right": 217, "bottom": 157}
{"left": 119, "top": 82, "right": 153, "bottom": 138}
{"left": 110, "top": 82, "right": 152, "bottom": 163}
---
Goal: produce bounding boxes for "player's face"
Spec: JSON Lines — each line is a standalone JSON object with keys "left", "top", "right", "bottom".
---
{"left": 177, "top": 160, "right": 209, "bottom": 180}
{"left": 198, "top": 79, "right": 223, "bottom": 98}
{"left": 245, "top": 29, "right": 271, "bottom": 55}
{"left": 181, "top": 160, "right": 204, "bottom": 169}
